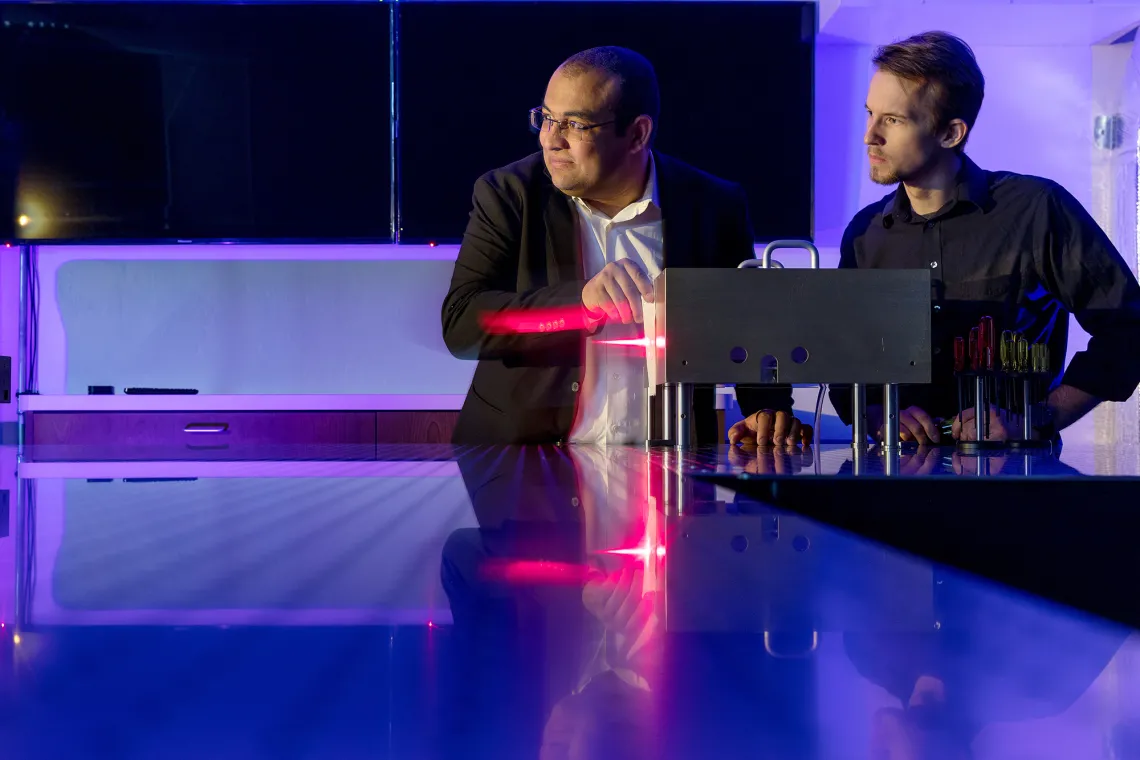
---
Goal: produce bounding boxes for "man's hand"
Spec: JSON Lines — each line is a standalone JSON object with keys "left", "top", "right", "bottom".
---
{"left": 727, "top": 441, "right": 814, "bottom": 474}
{"left": 951, "top": 406, "right": 1009, "bottom": 441}
{"left": 950, "top": 451, "right": 1009, "bottom": 476}
{"left": 867, "top": 404, "right": 941, "bottom": 445}
{"left": 728, "top": 409, "right": 813, "bottom": 448}
{"left": 581, "top": 259, "right": 655, "bottom": 325}
{"left": 582, "top": 564, "right": 660, "bottom": 671}
{"left": 898, "top": 446, "right": 941, "bottom": 475}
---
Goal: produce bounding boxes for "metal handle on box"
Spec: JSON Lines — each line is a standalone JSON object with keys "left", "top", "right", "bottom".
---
{"left": 184, "top": 423, "right": 229, "bottom": 434}
{"left": 761, "top": 240, "right": 820, "bottom": 270}
{"left": 763, "top": 630, "right": 820, "bottom": 658}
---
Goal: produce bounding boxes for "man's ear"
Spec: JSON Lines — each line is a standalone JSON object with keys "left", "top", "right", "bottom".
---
{"left": 941, "top": 118, "right": 968, "bottom": 150}
{"left": 628, "top": 115, "right": 653, "bottom": 152}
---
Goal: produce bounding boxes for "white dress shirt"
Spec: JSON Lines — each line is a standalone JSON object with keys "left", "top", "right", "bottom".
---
{"left": 569, "top": 155, "right": 663, "bottom": 445}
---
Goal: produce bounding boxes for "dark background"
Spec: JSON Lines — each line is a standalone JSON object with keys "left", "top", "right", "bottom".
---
{"left": 398, "top": 1, "right": 815, "bottom": 244}
{"left": 0, "top": 1, "right": 813, "bottom": 243}
{"left": 0, "top": 3, "right": 392, "bottom": 241}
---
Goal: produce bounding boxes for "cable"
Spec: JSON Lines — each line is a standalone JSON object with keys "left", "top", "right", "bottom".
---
{"left": 813, "top": 383, "right": 827, "bottom": 475}
{"left": 28, "top": 245, "right": 38, "bottom": 392}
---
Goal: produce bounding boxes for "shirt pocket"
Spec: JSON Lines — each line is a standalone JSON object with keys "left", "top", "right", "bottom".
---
{"left": 947, "top": 273, "right": 1016, "bottom": 302}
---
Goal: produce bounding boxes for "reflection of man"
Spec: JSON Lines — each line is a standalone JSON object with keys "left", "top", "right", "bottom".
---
{"left": 442, "top": 46, "right": 800, "bottom": 446}
{"left": 846, "top": 566, "right": 1128, "bottom": 759}
{"left": 732, "top": 31, "right": 1140, "bottom": 447}
{"left": 441, "top": 445, "right": 660, "bottom": 759}
{"left": 540, "top": 564, "right": 659, "bottom": 760}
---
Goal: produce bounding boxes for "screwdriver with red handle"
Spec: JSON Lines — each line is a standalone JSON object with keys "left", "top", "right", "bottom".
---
{"left": 979, "top": 317, "right": 995, "bottom": 372}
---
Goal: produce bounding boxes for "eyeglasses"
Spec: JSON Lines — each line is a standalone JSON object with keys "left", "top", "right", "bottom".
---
{"left": 528, "top": 107, "right": 615, "bottom": 140}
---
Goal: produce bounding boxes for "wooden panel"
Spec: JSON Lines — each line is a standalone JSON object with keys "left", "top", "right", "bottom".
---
{"left": 25, "top": 410, "right": 459, "bottom": 459}
{"left": 376, "top": 411, "right": 459, "bottom": 444}
{"left": 28, "top": 412, "right": 377, "bottom": 446}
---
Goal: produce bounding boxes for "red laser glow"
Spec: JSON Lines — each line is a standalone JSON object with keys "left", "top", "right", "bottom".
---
{"left": 479, "top": 305, "right": 591, "bottom": 335}
{"left": 596, "top": 336, "right": 665, "bottom": 349}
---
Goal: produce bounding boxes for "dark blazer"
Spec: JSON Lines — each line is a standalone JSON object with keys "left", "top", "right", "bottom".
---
{"left": 442, "top": 150, "right": 792, "bottom": 445}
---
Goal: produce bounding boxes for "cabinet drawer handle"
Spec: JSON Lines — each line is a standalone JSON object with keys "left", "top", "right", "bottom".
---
{"left": 184, "top": 423, "right": 229, "bottom": 434}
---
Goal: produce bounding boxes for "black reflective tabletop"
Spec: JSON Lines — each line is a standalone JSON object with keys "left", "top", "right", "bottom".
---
{"left": 5, "top": 443, "right": 1140, "bottom": 759}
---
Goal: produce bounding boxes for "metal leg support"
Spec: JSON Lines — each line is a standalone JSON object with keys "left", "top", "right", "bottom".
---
{"left": 1021, "top": 378, "right": 1033, "bottom": 441}
{"left": 674, "top": 382, "right": 694, "bottom": 448}
{"left": 851, "top": 383, "right": 867, "bottom": 449}
{"left": 882, "top": 384, "right": 900, "bottom": 451}
{"left": 974, "top": 376, "right": 986, "bottom": 443}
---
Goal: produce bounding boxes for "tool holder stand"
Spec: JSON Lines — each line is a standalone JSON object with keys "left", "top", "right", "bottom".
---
{"left": 646, "top": 240, "right": 932, "bottom": 450}
{"left": 953, "top": 369, "right": 1052, "bottom": 452}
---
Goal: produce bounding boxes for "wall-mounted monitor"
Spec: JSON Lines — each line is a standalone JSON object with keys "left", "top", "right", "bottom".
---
{"left": 397, "top": 1, "right": 815, "bottom": 244}
{"left": 0, "top": 2, "right": 392, "bottom": 242}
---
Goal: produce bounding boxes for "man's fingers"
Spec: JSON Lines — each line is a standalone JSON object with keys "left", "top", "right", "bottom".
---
{"left": 728, "top": 419, "right": 753, "bottom": 446}
{"left": 611, "top": 270, "right": 644, "bottom": 323}
{"left": 899, "top": 411, "right": 927, "bottom": 445}
{"left": 799, "top": 423, "right": 815, "bottom": 446}
{"left": 784, "top": 417, "right": 802, "bottom": 449}
{"left": 612, "top": 568, "right": 645, "bottom": 629}
{"left": 951, "top": 409, "right": 973, "bottom": 441}
{"left": 916, "top": 448, "right": 940, "bottom": 474}
{"left": 907, "top": 406, "right": 940, "bottom": 443}
{"left": 589, "top": 288, "right": 620, "bottom": 322}
{"left": 602, "top": 279, "right": 634, "bottom": 324}
{"left": 755, "top": 410, "right": 775, "bottom": 445}
{"left": 620, "top": 259, "right": 655, "bottom": 301}
{"left": 601, "top": 565, "right": 636, "bottom": 620}
{"left": 770, "top": 411, "right": 791, "bottom": 445}
{"left": 987, "top": 406, "right": 1009, "bottom": 442}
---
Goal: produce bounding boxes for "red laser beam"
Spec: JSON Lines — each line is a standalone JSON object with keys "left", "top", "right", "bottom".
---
{"left": 599, "top": 542, "right": 666, "bottom": 560}
{"left": 596, "top": 336, "right": 665, "bottom": 349}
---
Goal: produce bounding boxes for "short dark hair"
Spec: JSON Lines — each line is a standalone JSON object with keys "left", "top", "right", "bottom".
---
{"left": 559, "top": 46, "right": 660, "bottom": 140}
{"left": 872, "top": 31, "right": 985, "bottom": 150}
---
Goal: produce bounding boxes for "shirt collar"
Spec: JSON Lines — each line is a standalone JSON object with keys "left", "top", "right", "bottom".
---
{"left": 639, "top": 151, "right": 660, "bottom": 210}
{"left": 881, "top": 153, "right": 992, "bottom": 226}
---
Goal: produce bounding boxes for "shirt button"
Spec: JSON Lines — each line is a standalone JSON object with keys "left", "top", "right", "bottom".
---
{"left": 613, "top": 373, "right": 621, "bottom": 380}
{"left": 571, "top": 382, "right": 580, "bottom": 392}
{"left": 930, "top": 261, "right": 938, "bottom": 269}
{"left": 610, "top": 425, "right": 619, "bottom": 433}
{"left": 926, "top": 221, "right": 935, "bottom": 230}
{"left": 571, "top": 497, "right": 580, "bottom": 507}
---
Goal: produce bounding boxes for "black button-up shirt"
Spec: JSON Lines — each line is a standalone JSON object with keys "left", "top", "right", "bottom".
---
{"left": 829, "top": 156, "right": 1140, "bottom": 424}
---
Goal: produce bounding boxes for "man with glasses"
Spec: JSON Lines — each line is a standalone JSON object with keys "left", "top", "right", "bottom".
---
{"left": 442, "top": 46, "right": 806, "bottom": 446}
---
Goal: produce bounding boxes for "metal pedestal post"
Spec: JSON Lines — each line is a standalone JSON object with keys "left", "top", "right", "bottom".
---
{"left": 659, "top": 448, "right": 688, "bottom": 516}
{"left": 851, "top": 383, "right": 867, "bottom": 449}
{"left": 974, "top": 375, "right": 987, "bottom": 442}
{"left": 1021, "top": 377, "right": 1033, "bottom": 441}
{"left": 882, "top": 384, "right": 900, "bottom": 451}
{"left": 665, "top": 382, "right": 694, "bottom": 448}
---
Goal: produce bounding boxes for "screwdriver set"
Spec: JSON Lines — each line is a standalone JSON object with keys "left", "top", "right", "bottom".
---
{"left": 949, "top": 316, "right": 1052, "bottom": 451}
